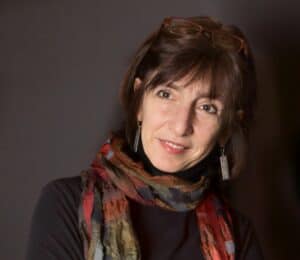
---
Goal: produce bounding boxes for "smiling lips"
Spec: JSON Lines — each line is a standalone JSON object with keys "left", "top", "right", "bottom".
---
{"left": 159, "top": 139, "right": 188, "bottom": 154}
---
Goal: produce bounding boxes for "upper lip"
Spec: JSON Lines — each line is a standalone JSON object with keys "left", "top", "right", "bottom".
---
{"left": 159, "top": 138, "right": 189, "bottom": 149}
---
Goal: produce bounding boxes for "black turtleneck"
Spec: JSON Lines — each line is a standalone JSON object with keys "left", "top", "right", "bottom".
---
{"left": 26, "top": 141, "right": 264, "bottom": 260}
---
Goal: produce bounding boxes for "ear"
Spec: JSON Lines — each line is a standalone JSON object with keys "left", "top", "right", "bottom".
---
{"left": 134, "top": 77, "right": 142, "bottom": 92}
{"left": 218, "top": 131, "right": 230, "bottom": 147}
{"left": 134, "top": 77, "right": 143, "bottom": 121}
{"left": 137, "top": 109, "right": 143, "bottom": 122}
{"left": 236, "top": 109, "right": 244, "bottom": 121}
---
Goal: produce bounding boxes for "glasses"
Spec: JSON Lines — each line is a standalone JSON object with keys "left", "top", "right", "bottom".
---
{"left": 161, "top": 16, "right": 248, "bottom": 57}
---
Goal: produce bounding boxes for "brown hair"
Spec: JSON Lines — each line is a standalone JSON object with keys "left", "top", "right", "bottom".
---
{"left": 119, "top": 16, "right": 257, "bottom": 178}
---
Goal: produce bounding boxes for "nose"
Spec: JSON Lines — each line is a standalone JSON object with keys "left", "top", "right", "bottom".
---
{"left": 169, "top": 105, "right": 193, "bottom": 137}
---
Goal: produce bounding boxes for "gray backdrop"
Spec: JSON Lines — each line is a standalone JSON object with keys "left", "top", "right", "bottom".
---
{"left": 1, "top": 0, "right": 300, "bottom": 259}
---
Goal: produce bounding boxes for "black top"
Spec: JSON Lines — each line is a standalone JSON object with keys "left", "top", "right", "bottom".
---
{"left": 26, "top": 176, "right": 264, "bottom": 260}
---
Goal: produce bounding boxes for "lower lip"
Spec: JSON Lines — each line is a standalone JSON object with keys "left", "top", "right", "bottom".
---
{"left": 159, "top": 139, "right": 186, "bottom": 154}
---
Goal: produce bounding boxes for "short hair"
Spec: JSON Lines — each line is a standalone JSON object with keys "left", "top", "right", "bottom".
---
{"left": 120, "top": 16, "right": 257, "bottom": 178}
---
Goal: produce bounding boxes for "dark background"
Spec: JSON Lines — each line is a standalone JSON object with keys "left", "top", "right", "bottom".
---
{"left": 1, "top": 0, "right": 300, "bottom": 259}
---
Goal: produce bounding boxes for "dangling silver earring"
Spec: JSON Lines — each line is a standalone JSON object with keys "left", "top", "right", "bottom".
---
{"left": 133, "top": 121, "right": 142, "bottom": 153}
{"left": 219, "top": 146, "right": 230, "bottom": 181}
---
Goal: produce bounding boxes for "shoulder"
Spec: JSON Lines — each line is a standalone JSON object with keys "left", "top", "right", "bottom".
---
{"left": 33, "top": 175, "right": 83, "bottom": 226}
{"left": 42, "top": 175, "right": 82, "bottom": 194}
{"left": 231, "top": 209, "right": 264, "bottom": 260}
{"left": 37, "top": 176, "right": 83, "bottom": 214}
{"left": 26, "top": 176, "right": 84, "bottom": 259}
{"left": 41, "top": 176, "right": 82, "bottom": 201}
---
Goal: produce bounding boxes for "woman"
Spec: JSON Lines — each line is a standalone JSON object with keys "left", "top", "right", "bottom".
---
{"left": 26, "top": 16, "right": 263, "bottom": 259}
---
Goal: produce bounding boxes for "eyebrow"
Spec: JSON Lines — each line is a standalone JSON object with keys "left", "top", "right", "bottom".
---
{"left": 166, "top": 82, "right": 181, "bottom": 89}
{"left": 167, "top": 82, "right": 218, "bottom": 99}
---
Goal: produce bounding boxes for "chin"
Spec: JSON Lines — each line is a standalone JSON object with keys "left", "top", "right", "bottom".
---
{"left": 151, "top": 160, "right": 183, "bottom": 173}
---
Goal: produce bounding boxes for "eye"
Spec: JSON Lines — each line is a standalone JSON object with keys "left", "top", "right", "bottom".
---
{"left": 156, "top": 89, "right": 171, "bottom": 99}
{"left": 199, "top": 104, "right": 218, "bottom": 114}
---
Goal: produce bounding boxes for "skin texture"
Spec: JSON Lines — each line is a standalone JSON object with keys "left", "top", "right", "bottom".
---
{"left": 135, "top": 76, "right": 225, "bottom": 173}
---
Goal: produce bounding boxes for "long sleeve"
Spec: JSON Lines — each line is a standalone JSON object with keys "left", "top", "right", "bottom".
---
{"left": 26, "top": 177, "right": 84, "bottom": 260}
{"left": 233, "top": 210, "right": 264, "bottom": 260}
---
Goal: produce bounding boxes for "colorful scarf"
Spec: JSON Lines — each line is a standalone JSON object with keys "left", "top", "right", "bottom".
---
{"left": 79, "top": 135, "right": 235, "bottom": 260}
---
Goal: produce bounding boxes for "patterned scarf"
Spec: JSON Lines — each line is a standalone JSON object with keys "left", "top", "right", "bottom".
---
{"left": 79, "top": 135, "right": 235, "bottom": 260}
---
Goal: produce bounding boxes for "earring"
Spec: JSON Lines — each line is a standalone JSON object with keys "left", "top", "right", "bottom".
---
{"left": 219, "top": 146, "right": 230, "bottom": 181}
{"left": 133, "top": 121, "right": 142, "bottom": 153}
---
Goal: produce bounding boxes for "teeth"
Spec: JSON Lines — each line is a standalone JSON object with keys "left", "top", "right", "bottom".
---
{"left": 165, "top": 141, "right": 184, "bottom": 150}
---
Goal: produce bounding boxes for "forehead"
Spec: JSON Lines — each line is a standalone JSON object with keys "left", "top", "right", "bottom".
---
{"left": 169, "top": 75, "right": 210, "bottom": 91}
{"left": 166, "top": 73, "right": 225, "bottom": 101}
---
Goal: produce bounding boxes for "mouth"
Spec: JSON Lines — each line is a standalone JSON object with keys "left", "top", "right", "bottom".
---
{"left": 158, "top": 139, "right": 188, "bottom": 154}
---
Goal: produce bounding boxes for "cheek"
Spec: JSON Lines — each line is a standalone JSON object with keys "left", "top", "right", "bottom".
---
{"left": 195, "top": 119, "right": 221, "bottom": 144}
{"left": 142, "top": 111, "right": 165, "bottom": 136}
{"left": 141, "top": 99, "right": 170, "bottom": 129}
{"left": 140, "top": 107, "right": 162, "bottom": 140}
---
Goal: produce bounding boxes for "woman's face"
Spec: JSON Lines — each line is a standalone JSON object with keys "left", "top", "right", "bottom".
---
{"left": 136, "top": 76, "right": 225, "bottom": 173}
